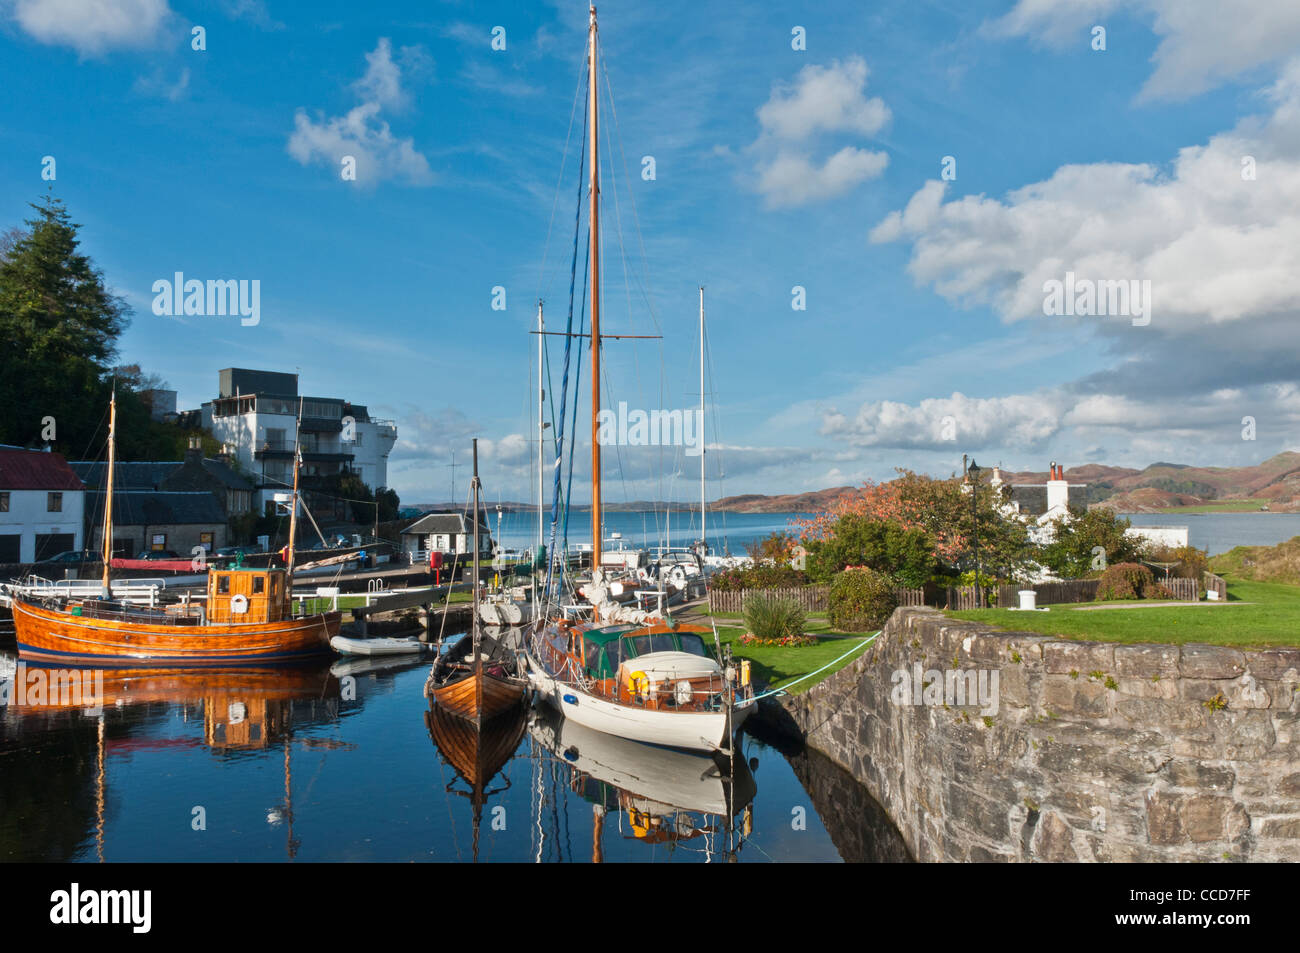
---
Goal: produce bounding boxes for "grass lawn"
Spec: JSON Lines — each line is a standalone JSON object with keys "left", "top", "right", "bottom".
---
{"left": 692, "top": 608, "right": 876, "bottom": 694}
{"left": 948, "top": 579, "right": 1300, "bottom": 648}
{"left": 1123, "top": 499, "right": 1274, "bottom": 513}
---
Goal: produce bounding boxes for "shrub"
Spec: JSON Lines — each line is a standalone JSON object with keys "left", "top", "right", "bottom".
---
{"left": 741, "top": 592, "right": 806, "bottom": 641}
{"left": 828, "top": 567, "right": 898, "bottom": 632}
{"left": 1095, "top": 562, "right": 1168, "bottom": 601}
{"left": 709, "top": 565, "right": 808, "bottom": 592}
{"left": 804, "top": 515, "right": 937, "bottom": 587}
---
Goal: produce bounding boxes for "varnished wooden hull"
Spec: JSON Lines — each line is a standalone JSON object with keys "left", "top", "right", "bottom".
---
{"left": 424, "top": 700, "right": 527, "bottom": 788}
{"left": 429, "top": 669, "right": 525, "bottom": 723}
{"left": 12, "top": 598, "right": 338, "bottom": 665}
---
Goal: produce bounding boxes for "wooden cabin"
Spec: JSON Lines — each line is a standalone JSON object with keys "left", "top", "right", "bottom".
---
{"left": 205, "top": 567, "right": 289, "bottom": 624}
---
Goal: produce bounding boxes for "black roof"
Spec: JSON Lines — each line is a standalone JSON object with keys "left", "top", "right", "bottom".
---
{"left": 87, "top": 490, "right": 227, "bottom": 525}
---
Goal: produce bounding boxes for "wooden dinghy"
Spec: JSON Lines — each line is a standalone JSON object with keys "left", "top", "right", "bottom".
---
{"left": 422, "top": 440, "right": 526, "bottom": 723}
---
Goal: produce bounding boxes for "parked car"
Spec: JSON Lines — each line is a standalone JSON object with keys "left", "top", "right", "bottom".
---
{"left": 136, "top": 550, "right": 182, "bottom": 561}
{"left": 36, "top": 550, "right": 101, "bottom": 566}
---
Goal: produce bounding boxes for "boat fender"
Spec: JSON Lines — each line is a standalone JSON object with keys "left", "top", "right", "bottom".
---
{"left": 230, "top": 593, "right": 249, "bottom": 614}
{"left": 740, "top": 659, "right": 751, "bottom": 687}
{"left": 674, "top": 679, "right": 693, "bottom": 706}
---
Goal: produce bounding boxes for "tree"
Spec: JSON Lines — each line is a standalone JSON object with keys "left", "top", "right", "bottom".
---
{"left": 0, "top": 194, "right": 130, "bottom": 454}
{"left": 805, "top": 515, "right": 937, "bottom": 587}
{"left": 1039, "top": 507, "right": 1148, "bottom": 578}
{"left": 798, "top": 469, "right": 1034, "bottom": 581}
{"left": 745, "top": 531, "right": 797, "bottom": 565}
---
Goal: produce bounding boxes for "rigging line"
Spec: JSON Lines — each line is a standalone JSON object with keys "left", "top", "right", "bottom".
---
{"left": 535, "top": 51, "right": 589, "bottom": 305}
{"left": 562, "top": 240, "right": 588, "bottom": 561}
{"left": 601, "top": 58, "right": 661, "bottom": 336}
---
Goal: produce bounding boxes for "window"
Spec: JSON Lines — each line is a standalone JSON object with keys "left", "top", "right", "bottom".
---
{"left": 677, "top": 634, "right": 710, "bottom": 658}
{"left": 0, "top": 492, "right": 8, "bottom": 512}
{"left": 217, "top": 575, "right": 230, "bottom": 594}
{"left": 151, "top": 534, "right": 166, "bottom": 552}
{"left": 253, "top": 576, "right": 265, "bottom": 594}
{"left": 47, "top": 492, "right": 62, "bottom": 512}
{"left": 628, "top": 633, "right": 678, "bottom": 657}
{"left": 199, "top": 532, "right": 214, "bottom": 552}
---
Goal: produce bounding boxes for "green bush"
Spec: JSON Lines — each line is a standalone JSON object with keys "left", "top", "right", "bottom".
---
{"left": 709, "top": 565, "right": 808, "bottom": 591}
{"left": 828, "top": 567, "right": 898, "bottom": 632}
{"left": 805, "top": 516, "right": 937, "bottom": 587}
{"left": 741, "top": 592, "right": 806, "bottom": 641}
{"left": 1096, "top": 562, "right": 1173, "bottom": 601}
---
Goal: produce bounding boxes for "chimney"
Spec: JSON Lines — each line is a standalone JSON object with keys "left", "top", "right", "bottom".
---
{"left": 1047, "top": 461, "right": 1068, "bottom": 512}
{"left": 185, "top": 434, "right": 203, "bottom": 464}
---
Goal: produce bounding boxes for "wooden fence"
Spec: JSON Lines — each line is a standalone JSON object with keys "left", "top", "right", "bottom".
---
{"left": 1203, "top": 571, "right": 1227, "bottom": 601}
{"left": 709, "top": 575, "right": 1204, "bottom": 616}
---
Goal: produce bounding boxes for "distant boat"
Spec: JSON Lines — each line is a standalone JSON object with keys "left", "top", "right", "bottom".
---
{"left": 10, "top": 391, "right": 338, "bottom": 665}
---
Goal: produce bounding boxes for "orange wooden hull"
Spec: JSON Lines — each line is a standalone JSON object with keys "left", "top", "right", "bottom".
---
{"left": 429, "top": 669, "right": 525, "bottom": 723}
{"left": 12, "top": 598, "right": 338, "bottom": 665}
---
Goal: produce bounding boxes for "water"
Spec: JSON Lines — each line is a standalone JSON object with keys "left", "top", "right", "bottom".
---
{"left": 486, "top": 509, "right": 808, "bottom": 556}
{"left": 0, "top": 653, "right": 906, "bottom": 863}
{"left": 1119, "top": 512, "right": 1300, "bottom": 556}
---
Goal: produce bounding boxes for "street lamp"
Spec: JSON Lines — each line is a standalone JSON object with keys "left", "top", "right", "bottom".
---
{"left": 968, "top": 458, "right": 983, "bottom": 608}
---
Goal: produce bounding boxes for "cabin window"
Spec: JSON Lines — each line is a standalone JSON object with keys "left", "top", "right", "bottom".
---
{"left": 47, "top": 492, "right": 62, "bottom": 512}
{"left": 678, "top": 634, "right": 710, "bottom": 658}
{"left": 0, "top": 492, "right": 8, "bottom": 512}
{"left": 271, "top": 576, "right": 279, "bottom": 595}
{"left": 217, "top": 575, "right": 230, "bottom": 594}
{"left": 253, "top": 576, "right": 265, "bottom": 594}
{"left": 627, "top": 633, "right": 677, "bottom": 657}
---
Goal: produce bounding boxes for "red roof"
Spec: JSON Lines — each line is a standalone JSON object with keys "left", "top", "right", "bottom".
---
{"left": 0, "top": 448, "right": 85, "bottom": 491}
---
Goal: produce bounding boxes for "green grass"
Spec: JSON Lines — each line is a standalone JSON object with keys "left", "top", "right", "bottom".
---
{"left": 709, "top": 620, "right": 875, "bottom": 694}
{"left": 1122, "top": 499, "right": 1275, "bottom": 513}
{"left": 947, "top": 579, "right": 1300, "bottom": 647}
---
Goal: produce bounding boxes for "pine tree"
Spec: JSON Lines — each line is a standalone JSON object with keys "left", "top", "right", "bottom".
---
{"left": 0, "top": 193, "right": 130, "bottom": 453}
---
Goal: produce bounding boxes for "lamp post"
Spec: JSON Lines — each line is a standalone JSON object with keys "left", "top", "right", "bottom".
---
{"left": 968, "top": 458, "right": 983, "bottom": 608}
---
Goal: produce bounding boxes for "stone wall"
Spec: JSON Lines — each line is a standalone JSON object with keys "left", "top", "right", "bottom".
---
{"left": 780, "top": 606, "right": 1300, "bottom": 861}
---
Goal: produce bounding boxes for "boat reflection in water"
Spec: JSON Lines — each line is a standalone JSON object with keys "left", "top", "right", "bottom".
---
{"left": 528, "top": 707, "right": 756, "bottom": 862}
{"left": 1, "top": 657, "right": 353, "bottom": 861}
{"left": 424, "top": 695, "right": 528, "bottom": 862}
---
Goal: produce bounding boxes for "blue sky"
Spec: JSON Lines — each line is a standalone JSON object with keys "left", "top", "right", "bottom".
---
{"left": 3, "top": 0, "right": 1299, "bottom": 505}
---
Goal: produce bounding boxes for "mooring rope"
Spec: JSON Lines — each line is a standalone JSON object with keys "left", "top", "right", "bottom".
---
{"left": 745, "top": 631, "right": 881, "bottom": 703}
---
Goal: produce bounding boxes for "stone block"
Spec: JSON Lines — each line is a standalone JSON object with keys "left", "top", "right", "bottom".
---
{"left": 1043, "top": 641, "right": 1116, "bottom": 675}
{"left": 1114, "top": 644, "right": 1180, "bottom": 678}
{"left": 1245, "top": 648, "right": 1300, "bottom": 681}
{"left": 1144, "top": 790, "right": 1188, "bottom": 845}
{"left": 1117, "top": 676, "right": 1179, "bottom": 700}
{"left": 1043, "top": 673, "right": 1110, "bottom": 718}
{"left": 1181, "top": 645, "right": 1246, "bottom": 679}
{"left": 1184, "top": 795, "right": 1249, "bottom": 843}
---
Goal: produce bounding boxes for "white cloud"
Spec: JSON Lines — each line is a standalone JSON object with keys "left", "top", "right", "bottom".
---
{"left": 747, "top": 57, "right": 890, "bottom": 208}
{"left": 872, "top": 61, "right": 1300, "bottom": 338}
{"left": 757, "top": 147, "right": 889, "bottom": 209}
{"left": 756, "top": 57, "right": 891, "bottom": 142}
{"left": 288, "top": 38, "right": 434, "bottom": 186}
{"left": 988, "top": 0, "right": 1300, "bottom": 101}
{"left": 12, "top": 0, "right": 171, "bottom": 54}
{"left": 822, "top": 391, "right": 1066, "bottom": 450}
{"left": 133, "top": 65, "right": 189, "bottom": 101}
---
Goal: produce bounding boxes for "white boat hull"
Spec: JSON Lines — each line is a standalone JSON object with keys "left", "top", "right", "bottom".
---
{"left": 330, "top": 634, "right": 425, "bottom": 656}
{"left": 525, "top": 655, "right": 753, "bottom": 752}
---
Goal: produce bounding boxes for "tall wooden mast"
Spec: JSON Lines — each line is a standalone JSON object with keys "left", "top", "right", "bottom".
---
{"left": 101, "top": 388, "right": 116, "bottom": 596}
{"left": 285, "top": 397, "right": 304, "bottom": 601}
{"left": 588, "top": 4, "right": 603, "bottom": 580}
{"left": 471, "top": 438, "right": 482, "bottom": 725}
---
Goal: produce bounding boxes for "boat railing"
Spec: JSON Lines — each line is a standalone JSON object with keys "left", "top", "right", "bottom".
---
{"left": 11, "top": 575, "right": 169, "bottom": 606}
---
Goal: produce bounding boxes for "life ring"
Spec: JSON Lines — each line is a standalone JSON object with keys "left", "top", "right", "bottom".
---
{"left": 627, "top": 670, "right": 649, "bottom": 698}
{"left": 230, "top": 593, "right": 249, "bottom": 614}
{"left": 669, "top": 565, "right": 687, "bottom": 589}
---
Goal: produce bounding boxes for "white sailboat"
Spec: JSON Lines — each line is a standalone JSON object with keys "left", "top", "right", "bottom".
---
{"left": 523, "top": 6, "right": 755, "bottom": 753}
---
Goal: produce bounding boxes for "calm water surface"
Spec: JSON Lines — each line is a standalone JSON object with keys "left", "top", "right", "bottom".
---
{"left": 1119, "top": 512, "right": 1300, "bottom": 555}
{"left": 0, "top": 652, "right": 905, "bottom": 863}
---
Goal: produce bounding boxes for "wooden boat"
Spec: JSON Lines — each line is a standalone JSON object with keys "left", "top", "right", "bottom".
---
{"left": 424, "top": 440, "right": 526, "bottom": 722}
{"left": 424, "top": 697, "right": 527, "bottom": 861}
{"left": 523, "top": 7, "right": 754, "bottom": 753}
{"left": 11, "top": 391, "right": 338, "bottom": 665}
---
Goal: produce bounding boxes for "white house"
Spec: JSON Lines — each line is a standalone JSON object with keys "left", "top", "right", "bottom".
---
{"left": 993, "top": 461, "right": 1188, "bottom": 550}
{"left": 399, "top": 512, "right": 494, "bottom": 559}
{"left": 200, "top": 368, "right": 397, "bottom": 515}
{"left": 0, "top": 447, "right": 86, "bottom": 563}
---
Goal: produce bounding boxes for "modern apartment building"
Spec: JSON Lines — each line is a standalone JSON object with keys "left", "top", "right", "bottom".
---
{"left": 200, "top": 368, "right": 397, "bottom": 515}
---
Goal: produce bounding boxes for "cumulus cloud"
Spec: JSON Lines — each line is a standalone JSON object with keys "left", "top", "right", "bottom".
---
{"left": 873, "top": 60, "right": 1300, "bottom": 344}
{"left": 987, "top": 0, "right": 1300, "bottom": 101}
{"left": 11, "top": 0, "right": 172, "bottom": 54}
{"left": 288, "top": 38, "right": 434, "bottom": 186}
{"left": 747, "top": 57, "right": 890, "bottom": 208}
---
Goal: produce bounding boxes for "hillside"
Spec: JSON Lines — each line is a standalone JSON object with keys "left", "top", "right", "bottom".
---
{"left": 1210, "top": 536, "right": 1300, "bottom": 586}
